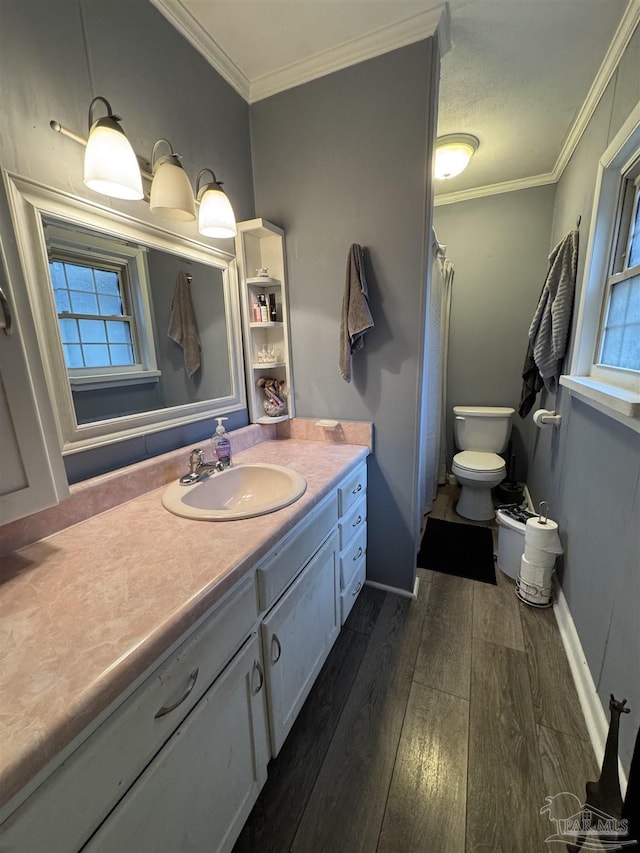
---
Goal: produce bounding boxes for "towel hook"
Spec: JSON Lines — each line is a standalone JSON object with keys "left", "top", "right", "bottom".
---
{"left": 185, "top": 273, "right": 192, "bottom": 284}
{"left": 576, "top": 215, "right": 581, "bottom": 229}
{"left": 538, "top": 501, "right": 549, "bottom": 525}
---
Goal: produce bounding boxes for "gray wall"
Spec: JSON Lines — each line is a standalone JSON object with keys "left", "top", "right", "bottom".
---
{"left": 433, "top": 184, "right": 556, "bottom": 480}
{"left": 526, "top": 26, "right": 640, "bottom": 773}
{"left": 0, "top": 0, "right": 253, "bottom": 481}
{"left": 251, "top": 41, "right": 438, "bottom": 592}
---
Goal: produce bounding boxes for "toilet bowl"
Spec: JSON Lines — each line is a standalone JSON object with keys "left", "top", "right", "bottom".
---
{"left": 452, "top": 451, "right": 506, "bottom": 521}
{"left": 452, "top": 405, "right": 514, "bottom": 522}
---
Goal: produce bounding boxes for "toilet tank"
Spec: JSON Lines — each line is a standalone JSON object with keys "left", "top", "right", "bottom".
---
{"left": 453, "top": 406, "right": 515, "bottom": 452}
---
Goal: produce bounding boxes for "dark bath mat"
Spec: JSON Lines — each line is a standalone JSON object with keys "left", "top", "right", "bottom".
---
{"left": 417, "top": 518, "right": 496, "bottom": 585}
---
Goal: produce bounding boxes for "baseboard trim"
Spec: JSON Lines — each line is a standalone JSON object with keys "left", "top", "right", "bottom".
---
{"left": 365, "top": 578, "right": 419, "bottom": 599}
{"left": 553, "top": 583, "right": 628, "bottom": 795}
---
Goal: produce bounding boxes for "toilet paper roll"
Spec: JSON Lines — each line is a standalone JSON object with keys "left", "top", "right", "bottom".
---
{"left": 520, "top": 554, "right": 553, "bottom": 586}
{"left": 525, "top": 517, "right": 563, "bottom": 554}
{"left": 533, "top": 408, "right": 554, "bottom": 429}
{"left": 523, "top": 544, "right": 557, "bottom": 568}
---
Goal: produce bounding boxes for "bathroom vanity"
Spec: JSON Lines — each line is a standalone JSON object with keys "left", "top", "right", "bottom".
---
{"left": 0, "top": 437, "right": 368, "bottom": 853}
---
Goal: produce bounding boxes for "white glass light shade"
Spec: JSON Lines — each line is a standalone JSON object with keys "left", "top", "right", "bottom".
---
{"left": 84, "top": 121, "right": 143, "bottom": 200}
{"left": 434, "top": 134, "right": 479, "bottom": 180}
{"left": 150, "top": 160, "right": 196, "bottom": 221}
{"left": 198, "top": 186, "right": 237, "bottom": 239}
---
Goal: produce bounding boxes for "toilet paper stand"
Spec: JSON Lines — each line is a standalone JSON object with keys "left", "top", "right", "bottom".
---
{"left": 515, "top": 501, "right": 556, "bottom": 608}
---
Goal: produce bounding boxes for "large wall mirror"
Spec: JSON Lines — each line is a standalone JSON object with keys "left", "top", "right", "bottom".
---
{"left": 4, "top": 172, "right": 246, "bottom": 454}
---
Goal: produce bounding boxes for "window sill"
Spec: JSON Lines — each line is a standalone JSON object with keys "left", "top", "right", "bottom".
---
{"left": 559, "top": 375, "right": 640, "bottom": 433}
{"left": 69, "top": 370, "right": 162, "bottom": 393}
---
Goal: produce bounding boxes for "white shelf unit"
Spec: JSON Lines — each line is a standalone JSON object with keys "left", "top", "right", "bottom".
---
{"left": 236, "top": 219, "right": 294, "bottom": 425}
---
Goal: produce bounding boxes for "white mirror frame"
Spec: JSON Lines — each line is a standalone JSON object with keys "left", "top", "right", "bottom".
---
{"left": 3, "top": 171, "right": 247, "bottom": 455}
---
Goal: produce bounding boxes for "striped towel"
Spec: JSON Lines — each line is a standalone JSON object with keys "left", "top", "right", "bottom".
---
{"left": 528, "top": 230, "right": 579, "bottom": 393}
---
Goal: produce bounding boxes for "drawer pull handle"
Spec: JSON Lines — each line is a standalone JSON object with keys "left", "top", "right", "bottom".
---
{"left": 271, "top": 634, "right": 282, "bottom": 664}
{"left": 252, "top": 660, "right": 264, "bottom": 694}
{"left": 352, "top": 581, "right": 362, "bottom": 597}
{"left": 352, "top": 515, "right": 362, "bottom": 528}
{"left": 353, "top": 546, "right": 363, "bottom": 561}
{"left": 154, "top": 668, "right": 199, "bottom": 718}
{"left": 352, "top": 484, "right": 362, "bottom": 495}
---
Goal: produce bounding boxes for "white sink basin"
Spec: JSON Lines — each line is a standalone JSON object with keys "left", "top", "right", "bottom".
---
{"left": 162, "top": 463, "right": 307, "bottom": 521}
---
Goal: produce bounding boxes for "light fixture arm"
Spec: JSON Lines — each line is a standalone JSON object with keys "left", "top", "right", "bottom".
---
{"left": 152, "top": 138, "right": 184, "bottom": 173}
{"left": 87, "top": 95, "right": 125, "bottom": 136}
{"left": 196, "top": 168, "right": 223, "bottom": 199}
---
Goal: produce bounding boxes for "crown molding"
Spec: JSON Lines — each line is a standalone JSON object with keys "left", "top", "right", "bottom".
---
{"left": 434, "top": 172, "right": 557, "bottom": 206}
{"left": 149, "top": 0, "right": 251, "bottom": 102}
{"left": 250, "top": 5, "right": 448, "bottom": 102}
{"left": 553, "top": 0, "right": 640, "bottom": 180}
{"left": 436, "top": 0, "right": 639, "bottom": 207}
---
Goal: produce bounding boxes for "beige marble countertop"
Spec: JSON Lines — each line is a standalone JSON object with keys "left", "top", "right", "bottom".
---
{"left": 0, "top": 438, "right": 368, "bottom": 812}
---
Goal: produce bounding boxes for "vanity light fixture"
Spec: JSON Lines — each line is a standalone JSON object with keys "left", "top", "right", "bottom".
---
{"left": 149, "top": 139, "right": 196, "bottom": 222}
{"left": 196, "top": 169, "right": 237, "bottom": 239}
{"left": 434, "top": 133, "right": 479, "bottom": 180}
{"left": 50, "top": 104, "right": 237, "bottom": 240}
{"left": 83, "top": 96, "right": 144, "bottom": 200}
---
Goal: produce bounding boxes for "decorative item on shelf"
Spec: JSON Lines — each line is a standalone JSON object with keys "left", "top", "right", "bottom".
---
{"left": 268, "top": 292, "right": 277, "bottom": 322}
{"left": 257, "top": 293, "right": 268, "bottom": 321}
{"left": 256, "top": 345, "right": 280, "bottom": 364}
{"left": 256, "top": 268, "right": 269, "bottom": 278}
{"left": 257, "top": 376, "right": 287, "bottom": 417}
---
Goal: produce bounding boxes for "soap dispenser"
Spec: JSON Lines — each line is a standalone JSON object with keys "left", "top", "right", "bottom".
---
{"left": 211, "top": 417, "right": 232, "bottom": 468}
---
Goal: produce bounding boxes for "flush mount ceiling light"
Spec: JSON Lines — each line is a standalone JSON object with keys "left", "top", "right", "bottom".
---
{"left": 196, "top": 169, "right": 237, "bottom": 239}
{"left": 149, "top": 139, "right": 196, "bottom": 222}
{"left": 83, "top": 96, "right": 144, "bottom": 200}
{"left": 434, "top": 133, "right": 479, "bottom": 180}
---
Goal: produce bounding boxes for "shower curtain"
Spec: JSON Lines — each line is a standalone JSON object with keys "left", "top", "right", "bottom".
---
{"left": 421, "top": 230, "right": 454, "bottom": 516}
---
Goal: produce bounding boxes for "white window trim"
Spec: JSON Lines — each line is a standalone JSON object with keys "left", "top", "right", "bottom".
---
{"left": 45, "top": 223, "right": 160, "bottom": 388}
{"left": 562, "top": 99, "right": 640, "bottom": 433}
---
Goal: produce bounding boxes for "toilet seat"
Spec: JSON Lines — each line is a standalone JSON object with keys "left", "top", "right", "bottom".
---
{"left": 453, "top": 451, "right": 505, "bottom": 474}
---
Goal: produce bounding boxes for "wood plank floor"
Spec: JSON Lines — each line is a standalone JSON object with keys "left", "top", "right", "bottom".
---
{"left": 234, "top": 487, "right": 598, "bottom": 853}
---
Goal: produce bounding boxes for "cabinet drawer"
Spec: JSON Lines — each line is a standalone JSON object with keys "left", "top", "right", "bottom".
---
{"left": 340, "top": 523, "right": 367, "bottom": 589}
{"left": 338, "top": 495, "right": 366, "bottom": 550}
{"left": 341, "top": 556, "right": 366, "bottom": 625}
{"left": 338, "top": 463, "right": 367, "bottom": 516}
{"left": 257, "top": 493, "right": 338, "bottom": 611}
{"left": 0, "top": 576, "right": 258, "bottom": 853}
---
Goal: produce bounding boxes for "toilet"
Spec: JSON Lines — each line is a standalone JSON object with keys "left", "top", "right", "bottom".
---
{"left": 452, "top": 405, "right": 515, "bottom": 521}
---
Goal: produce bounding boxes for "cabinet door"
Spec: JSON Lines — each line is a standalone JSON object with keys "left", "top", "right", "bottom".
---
{"left": 82, "top": 634, "right": 269, "bottom": 853}
{"left": 0, "top": 201, "right": 68, "bottom": 525}
{"left": 261, "top": 529, "right": 340, "bottom": 756}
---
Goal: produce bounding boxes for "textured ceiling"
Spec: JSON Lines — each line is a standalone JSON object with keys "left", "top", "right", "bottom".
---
{"left": 153, "top": 0, "right": 632, "bottom": 198}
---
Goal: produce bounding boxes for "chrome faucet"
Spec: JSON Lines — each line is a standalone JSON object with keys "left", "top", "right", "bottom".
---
{"left": 179, "top": 448, "right": 225, "bottom": 485}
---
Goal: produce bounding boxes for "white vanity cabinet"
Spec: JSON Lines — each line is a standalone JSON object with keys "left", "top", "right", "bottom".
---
{"left": 255, "top": 460, "right": 367, "bottom": 757}
{"left": 0, "top": 456, "right": 368, "bottom": 853}
{"left": 82, "top": 633, "right": 268, "bottom": 853}
{"left": 261, "top": 529, "right": 340, "bottom": 755}
{"left": 337, "top": 463, "right": 368, "bottom": 624}
{"left": 0, "top": 577, "right": 267, "bottom": 853}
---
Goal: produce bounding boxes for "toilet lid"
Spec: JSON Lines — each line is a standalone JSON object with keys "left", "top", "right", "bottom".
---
{"left": 454, "top": 451, "right": 505, "bottom": 473}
